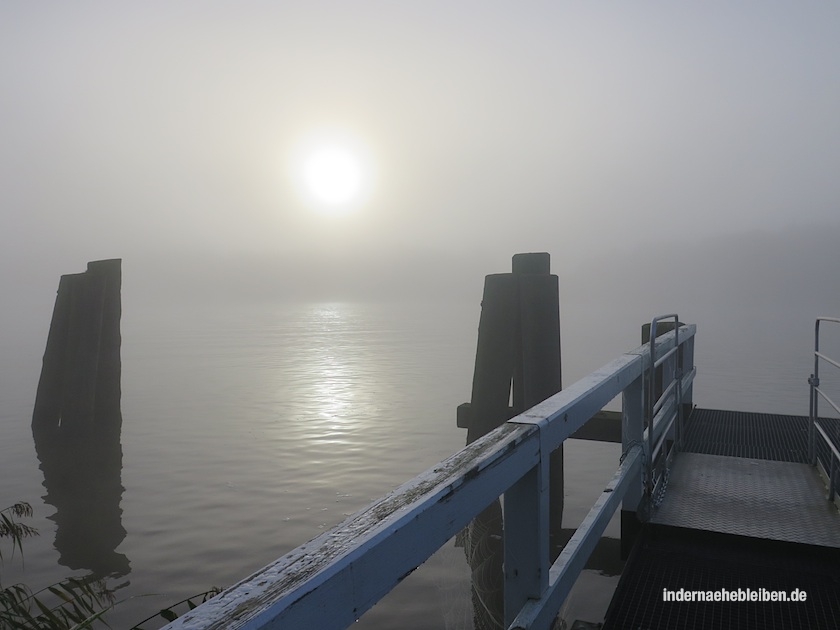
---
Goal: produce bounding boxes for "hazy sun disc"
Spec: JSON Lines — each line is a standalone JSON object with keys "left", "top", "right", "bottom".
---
{"left": 302, "top": 147, "right": 363, "bottom": 205}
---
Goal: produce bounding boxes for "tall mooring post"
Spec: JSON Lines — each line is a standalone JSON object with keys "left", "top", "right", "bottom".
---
{"left": 33, "top": 259, "right": 122, "bottom": 436}
{"left": 31, "top": 259, "right": 128, "bottom": 577}
{"left": 457, "top": 252, "right": 563, "bottom": 630}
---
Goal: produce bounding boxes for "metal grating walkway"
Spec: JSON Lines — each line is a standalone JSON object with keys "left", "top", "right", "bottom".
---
{"left": 603, "top": 527, "right": 840, "bottom": 630}
{"left": 603, "top": 409, "right": 840, "bottom": 629}
{"left": 650, "top": 452, "right": 840, "bottom": 547}
{"left": 682, "top": 408, "right": 809, "bottom": 462}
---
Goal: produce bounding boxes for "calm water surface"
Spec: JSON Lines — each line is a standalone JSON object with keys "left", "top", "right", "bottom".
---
{"left": 1, "top": 298, "right": 838, "bottom": 628}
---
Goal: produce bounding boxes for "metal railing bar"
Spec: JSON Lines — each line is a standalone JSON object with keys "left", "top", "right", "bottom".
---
{"left": 640, "top": 370, "right": 695, "bottom": 481}
{"left": 645, "top": 368, "right": 695, "bottom": 455}
{"left": 652, "top": 377, "right": 678, "bottom": 418}
{"left": 816, "top": 454, "right": 835, "bottom": 501}
{"left": 810, "top": 317, "right": 840, "bottom": 465}
{"left": 646, "top": 315, "right": 680, "bottom": 497}
{"left": 630, "top": 324, "right": 695, "bottom": 362}
{"left": 814, "top": 420, "right": 840, "bottom": 464}
{"left": 814, "top": 387, "right": 840, "bottom": 417}
{"left": 650, "top": 314, "right": 681, "bottom": 329}
{"left": 653, "top": 345, "right": 678, "bottom": 370}
{"left": 815, "top": 351, "right": 840, "bottom": 372}
{"left": 651, "top": 412, "right": 676, "bottom": 464}
{"left": 509, "top": 446, "right": 643, "bottom": 630}
{"left": 649, "top": 402, "right": 675, "bottom": 458}
{"left": 809, "top": 375, "right": 817, "bottom": 464}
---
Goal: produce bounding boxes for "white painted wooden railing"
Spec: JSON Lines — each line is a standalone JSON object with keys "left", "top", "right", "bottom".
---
{"left": 163, "top": 324, "right": 696, "bottom": 630}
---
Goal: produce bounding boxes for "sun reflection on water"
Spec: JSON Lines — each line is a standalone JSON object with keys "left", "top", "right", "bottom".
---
{"left": 309, "top": 305, "right": 362, "bottom": 442}
{"left": 261, "top": 303, "right": 387, "bottom": 465}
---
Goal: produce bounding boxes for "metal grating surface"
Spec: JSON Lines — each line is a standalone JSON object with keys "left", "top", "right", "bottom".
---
{"left": 603, "top": 526, "right": 840, "bottom": 630}
{"left": 650, "top": 453, "right": 840, "bottom": 548}
{"left": 682, "top": 408, "right": 809, "bottom": 462}
{"left": 604, "top": 409, "right": 840, "bottom": 628}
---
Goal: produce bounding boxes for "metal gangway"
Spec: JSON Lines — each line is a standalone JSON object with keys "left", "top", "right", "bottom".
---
{"left": 605, "top": 318, "right": 840, "bottom": 629}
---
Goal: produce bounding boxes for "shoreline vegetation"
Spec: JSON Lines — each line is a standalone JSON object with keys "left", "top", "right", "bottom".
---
{"left": 1, "top": 502, "right": 220, "bottom": 630}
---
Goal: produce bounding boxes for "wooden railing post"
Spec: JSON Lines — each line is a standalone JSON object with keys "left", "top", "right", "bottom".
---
{"left": 504, "top": 453, "right": 549, "bottom": 628}
{"left": 620, "top": 372, "right": 645, "bottom": 559}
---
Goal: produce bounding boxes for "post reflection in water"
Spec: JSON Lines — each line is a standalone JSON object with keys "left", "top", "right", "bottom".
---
{"left": 32, "top": 420, "right": 130, "bottom": 579}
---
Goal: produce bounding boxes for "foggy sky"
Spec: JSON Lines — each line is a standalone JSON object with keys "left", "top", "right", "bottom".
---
{"left": 2, "top": 2, "right": 839, "bottom": 313}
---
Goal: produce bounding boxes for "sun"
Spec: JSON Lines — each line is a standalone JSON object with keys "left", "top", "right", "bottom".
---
{"left": 292, "top": 130, "right": 374, "bottom": 214}
{"left": 303, "top": 146, "right": 363, "bottom": 205}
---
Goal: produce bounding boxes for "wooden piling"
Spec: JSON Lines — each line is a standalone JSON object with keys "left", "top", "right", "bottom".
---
{"left": 32, "top": 259, "right": 122, "bottom": 436}
{"left": 516, "top": 264, "right": 563, "bottom": 552}
{"left": 461, "top": 254, "right": 563, "bottom": 503}
{"left": 31, "top": 259, "right": 127, "bottom": 576}
{"left": 459, "top": 253, "right": 563, "bottom": 629}
{"left": 88, "top": 259, "right": 122, "bottom": 427}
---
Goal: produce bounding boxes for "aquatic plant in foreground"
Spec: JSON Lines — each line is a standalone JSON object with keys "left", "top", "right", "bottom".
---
{"left": 1, "top": 502, "right": 221, "bottom": 629}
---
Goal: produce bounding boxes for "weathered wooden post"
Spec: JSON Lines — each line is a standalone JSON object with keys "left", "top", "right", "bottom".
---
{"left": 31, "top": 259, "right": 127, "bottom": 577}
{"left": 33, "top": 259, "right": 122, "bottom": 435}
{"left": 457, "top": 253, "right": 563, "bottom": 629}
{"left": 620, "top": 373, "right": 644, "bottom": 560}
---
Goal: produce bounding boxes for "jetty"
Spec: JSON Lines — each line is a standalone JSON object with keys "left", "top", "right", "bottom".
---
{"left": 161, "top": 258, "right": 840, "bottom": 629}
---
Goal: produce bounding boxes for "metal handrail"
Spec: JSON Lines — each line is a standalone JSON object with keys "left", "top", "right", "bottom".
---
{"left": 808, "top": 317, "right": 840, "bottom": 501}
{"left": 814, "top": 386, "right": 840, "bottom": 417}
{"left": 646, "top": 314, "right": 682, "bottom": 499}
{"left": 652, "top": 377, "right": 679, "bottom": 417}
{"left": 814, "top": 421, "right": 840, "bottom": 502}
{"left": 815, "top": 351, "right": 840, "bottom": 372}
